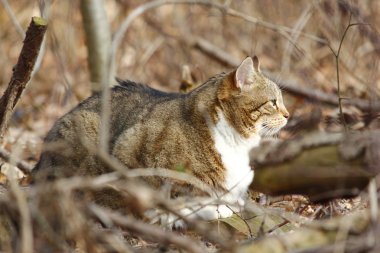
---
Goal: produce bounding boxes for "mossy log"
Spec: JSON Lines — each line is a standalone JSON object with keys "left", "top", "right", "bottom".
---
{"left": 250, "top": 130, "right": 380, "bottom": 201}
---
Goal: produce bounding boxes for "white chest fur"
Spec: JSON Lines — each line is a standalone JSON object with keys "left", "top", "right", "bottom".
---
{"left": 210, "top": 111, "right": 260, "bottom": 204}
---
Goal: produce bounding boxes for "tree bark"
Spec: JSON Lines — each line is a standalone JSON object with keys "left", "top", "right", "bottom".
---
{"left": 0, "top": 17, "right": 47, "bottom": 138}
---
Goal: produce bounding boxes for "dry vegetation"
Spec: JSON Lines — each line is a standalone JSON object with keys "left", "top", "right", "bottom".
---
{"left": 0, "top": 0, "right": 379, "bottom": 252}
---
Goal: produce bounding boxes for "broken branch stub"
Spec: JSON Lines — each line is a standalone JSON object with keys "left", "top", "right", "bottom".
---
{"left": 0, "top": 17, "right": 48, "bottom": 138}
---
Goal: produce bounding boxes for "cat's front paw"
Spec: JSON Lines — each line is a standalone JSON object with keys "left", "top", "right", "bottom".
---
{"left": 193, "top": 204, "right": 234, "bottom": 220}
{"left": 173, "top": 219, "right": 187, "bottom": 230}
{"left": 216, "top": 205, "right": 234, "bottom": 218}
{"left": 158, "top": 212, "right": 188, "bottom": 230}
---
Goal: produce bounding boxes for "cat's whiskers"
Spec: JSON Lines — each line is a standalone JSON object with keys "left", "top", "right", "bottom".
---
{"left": 258, "top": 124, "right": 281, "bottom": 138}
{"left": 33, "top": 56, "right": 290, "bottom": 229}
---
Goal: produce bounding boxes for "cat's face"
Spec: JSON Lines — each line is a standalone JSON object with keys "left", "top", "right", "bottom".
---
{"left": 248, "top": 73, "right": 289, "bottom": 137}
{"left": 218, "top": 57, "right": 289, "bottom": 138}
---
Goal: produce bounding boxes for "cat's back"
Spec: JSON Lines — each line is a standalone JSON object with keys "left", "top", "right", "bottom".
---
{"left": 110, "top": 80, "right": 188, "bottom": 137}
{"left": 112, "top": 79, "right": 184, "bottom": 111}
{"left": 34, "top": 80, "right": 183, "bottom": 179}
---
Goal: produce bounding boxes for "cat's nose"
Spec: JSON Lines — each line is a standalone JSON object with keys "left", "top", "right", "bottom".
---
{"left": 280, "top": 107, "right": 289, "bottom": 119}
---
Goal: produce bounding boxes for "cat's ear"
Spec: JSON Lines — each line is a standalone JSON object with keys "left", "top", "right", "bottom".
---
{"left": 252, "top": 55, "right": 261, "bottom": 72}
{"left": 235, "top": 57, "right": 256, "bottom": 90}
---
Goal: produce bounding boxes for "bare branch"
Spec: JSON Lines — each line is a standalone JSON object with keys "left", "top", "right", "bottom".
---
{"left": 326, "top": 12, "right": 371, "bottom": 131}
{"left": 338, "top": 0, "right": 380, "bottom": 56}
{"left": 8, "top": 177, "right": 33, "bottom": 253}
{"left": 31, "top": 0, "right": 52, "bottom": 77}
{"left": 0, "top": 17, "right": 48, "bottom": 138}
{"left": 108, "top": 0, "right": 326, "bottom": 85}
{"left": 185, "top": 36, "right": 380, "bottom": 112}
{"left": 0, "top": 0, "right": 25, "bottom": 39}
{"left": 0, "top": 147, "right": 33, "bottom": 175}
{"left": 88, "top": 204, "right": 207, "bottom": 253}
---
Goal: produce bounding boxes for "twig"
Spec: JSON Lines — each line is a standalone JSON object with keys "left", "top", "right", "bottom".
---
{"left": 368, "top": 180, "right": 379, "bottom": 224}
{"left": 267, "top": 219, "right": 290, "bottom": 234}
{"left": 325, "top": 12, "right": 370, "bottom": 131}
{"left": 184, "top": 35, "right": 380, "bottom": 112}
{"left": 88, "top": 204, "right": 207, "bottom": 253}
{"left": 281, "top": 4, "right": 313, "bottom": 73}
{"left": 0, "top": 17, "right": 48, "bottom": 138}
{"left": 159, "top": 202, "right": 235, "bottom": 250}
{"left": 275, "top": 76, "right": 380, "bottom": 112}
{"left": 78, "top": 138, "right": 235, "bottom": 249}
{"left": 31, "top": 0, "right": 52, "bottom": 77}
{"left": 78, "top": 136, "right": 216, "bottom": 196}
{"left": 230, "top": 208, "right": 254, "bottom": 238}
{"left": 8, "top": 173, "right": 33, "bottom": 253}
{"left": 367, "top": 179, "right": 378, "bottom": 248}
{"left": 0, "top": 147, "right": 33, "bottom": 175}
{"left": 108, "top": 0, "right": 326, "bottom": 85}
{"left": 190, "top": 36, "right": 240, "bottom": 66}
{"left": 338, "top": 0, "right": 380, "bottom": 56}
{"left": 0, "top": 0, "right": 25, "bottom": 39}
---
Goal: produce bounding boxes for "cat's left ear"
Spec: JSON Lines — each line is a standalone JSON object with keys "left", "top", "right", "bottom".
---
{"left": 252, "top": 55, "right": 261, "bottom": 72}
{"left": 235, "top": 57, "right": 257, "bottom": 90}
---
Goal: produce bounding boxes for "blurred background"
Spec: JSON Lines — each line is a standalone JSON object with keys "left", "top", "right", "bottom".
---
{"left": 0, "top": 0, "right": 379, "bottom": 165}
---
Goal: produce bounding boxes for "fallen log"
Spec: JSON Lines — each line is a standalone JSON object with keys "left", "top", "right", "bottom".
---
{"left": 236, "top": 209, "right": 377, "bottom": 253}
{"left": 251, "top": 130, "right": 380, "bottom": 201}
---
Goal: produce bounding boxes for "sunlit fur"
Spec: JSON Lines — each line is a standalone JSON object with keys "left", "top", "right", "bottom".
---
{"left": 33, "top": 57, "right": 289, "bottom": 226}
{"left": 217, "top": 59, "right": 289, "bottom": 140}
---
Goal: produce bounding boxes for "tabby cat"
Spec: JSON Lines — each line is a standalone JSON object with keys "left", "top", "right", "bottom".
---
{"left": 33, "top": 56, "right": 289, "bottom": 226}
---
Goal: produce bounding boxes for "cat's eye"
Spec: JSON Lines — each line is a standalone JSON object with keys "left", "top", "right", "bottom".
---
{"left": 271, "top": 99, "right": 277, "bottom": 106}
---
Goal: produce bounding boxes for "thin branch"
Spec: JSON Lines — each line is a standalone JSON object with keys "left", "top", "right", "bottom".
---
{"left": 281, "top": 4, "right": 313, "bottom": 73}
{"left": 367, "top": 179, "right": 378, "bottom": 247}
{"left": 159, "top": 202, "right": 235, "bottom": 250}
{"left": 108, "top": 0, "right": 326, "bottom": 84}
{"left": 78, "top": 137, "right": 216, "bottom": 197}
{"left": 8, "top": 175, "right": 33, "bottom": 253}
{"left": 77, "top": 138, "right": 237, "bottom": 250}
{"left": 0, "top": 147, "right": 33, "bottom": 175}
{"left": 338, "top": 0, "right": 380, "bottom": 56}
{"left": 88, "top": 204, "right": 207, "bottom": 253}
{"left": 184, "top": 36, "right": 380, "bottom": 112}
{"left": 31, "top": 0, "right": 52, "bottom": 77}
{"left": 326, "top": 12, "right": 370, "bottom": 131}
{"left": 0, "top": 0, "right": 25, "bottom": 39}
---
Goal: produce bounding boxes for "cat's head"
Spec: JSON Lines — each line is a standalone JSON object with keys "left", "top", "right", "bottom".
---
{"left": 217, "top": 56, "right": 289, "bottom": 138}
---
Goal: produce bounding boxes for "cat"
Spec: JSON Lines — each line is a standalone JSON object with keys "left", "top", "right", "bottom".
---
{"left": 32, "top": 56, "right": 289, "bottom": 227}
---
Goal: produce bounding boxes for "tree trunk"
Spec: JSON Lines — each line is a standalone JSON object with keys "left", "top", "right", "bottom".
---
{"left": 80, "top": 0, "right": 111, "bottom": 92}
